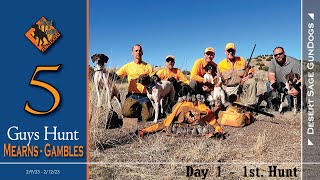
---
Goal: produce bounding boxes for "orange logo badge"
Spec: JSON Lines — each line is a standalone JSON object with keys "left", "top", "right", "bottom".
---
{"left": 25, "top": 17, "right": 61, "bottom": 53}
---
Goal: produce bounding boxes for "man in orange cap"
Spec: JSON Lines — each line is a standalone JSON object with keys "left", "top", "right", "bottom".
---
{"left": 156, "top": 55, "right": 189, "bottom": 84}
{"left": 190, "top": 47, "right": 217, "bottom": 95}
{"left": 217, "top": 43, "right": 257, "bottom": 105}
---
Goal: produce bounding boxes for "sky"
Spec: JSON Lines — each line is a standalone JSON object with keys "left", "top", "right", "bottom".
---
{"left": 89, "top": 0, "right": 301, "bottom": 71}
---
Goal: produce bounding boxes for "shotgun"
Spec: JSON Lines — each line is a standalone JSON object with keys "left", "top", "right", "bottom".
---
{"left": 237, "top": 44, "right": 256, "bottom": 95}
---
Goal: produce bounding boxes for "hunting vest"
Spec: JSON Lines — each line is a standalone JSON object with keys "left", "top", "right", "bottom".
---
{"left": 218, "top": 57, "right": 246, "bottom": 86}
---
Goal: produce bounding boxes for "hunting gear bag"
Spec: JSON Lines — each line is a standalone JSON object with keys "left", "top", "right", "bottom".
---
{"left": 217, "top": 105, "right": 253, "bottom": 127}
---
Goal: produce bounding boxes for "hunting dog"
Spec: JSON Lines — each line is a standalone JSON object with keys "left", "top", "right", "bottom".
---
{"left": 203, "top": 64, "right": 227, "bottom": 106}
{"left": 136, "top": 74, "right": 175, "bottom": 123}
{"left": 168, "top": 77, "right": 195, "bottom": 102}
{"left": 209, "top": 76, "right": 227, "bottom": 106}
{"left": 91, "top": 54, "right": 121, "bottom": 110}
{"left": 203, "top": 63, "right": 215, "bottom": 87}
{"left": 257, "top": 82, "right": 285, "bottom": 112}
{"left": 282, "top": 72, "right": 302, "bottom": 114}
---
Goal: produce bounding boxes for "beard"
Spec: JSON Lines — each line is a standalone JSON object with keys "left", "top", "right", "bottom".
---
{"left": 276, "top": 55, "right": 286, "bottom": 66}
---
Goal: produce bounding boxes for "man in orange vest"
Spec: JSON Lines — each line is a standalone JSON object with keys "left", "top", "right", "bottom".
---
{"left": 156, "top": 55, "right": 189, "bottom": 84}
{"left": 217, "top": 43, "right": 257, "bottom": 105}
{"left": 189, "top": 47, "right": 217, "bottom": 95}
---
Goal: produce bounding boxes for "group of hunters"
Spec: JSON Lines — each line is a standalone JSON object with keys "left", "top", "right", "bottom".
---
{"left": 115, "top": 43, "right": 302, "bottom": 122}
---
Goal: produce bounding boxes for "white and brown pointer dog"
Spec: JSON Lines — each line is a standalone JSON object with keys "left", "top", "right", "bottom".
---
{"left": 203, "top": 64, "right": 227, "bottom": 106}
{"left": 91, "top": 54, "right": 121, "bottom": 110}
{"left": 136, "top": 74, "right": 175, "bottom": 123}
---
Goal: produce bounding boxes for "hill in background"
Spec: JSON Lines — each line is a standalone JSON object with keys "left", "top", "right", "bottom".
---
{"left": 88, "top": 55, "right": 320, "bottom": 86}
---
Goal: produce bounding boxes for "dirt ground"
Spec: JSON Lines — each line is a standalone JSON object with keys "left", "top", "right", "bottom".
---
{"left": 89, "top": 78, "right": 301, "bottom": 179}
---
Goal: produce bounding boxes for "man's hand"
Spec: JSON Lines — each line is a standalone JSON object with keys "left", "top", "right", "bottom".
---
{"left": 202, "top": 85, "right": 210, "bottom": 92}
{"left": 242, "top": 74, "right": 252, "bottom": 82}
{"left": 288, "top": 88, "right": 299, "bottom": 96}
{"left": 203, "top": 78, "right": 207, "bottom": 83}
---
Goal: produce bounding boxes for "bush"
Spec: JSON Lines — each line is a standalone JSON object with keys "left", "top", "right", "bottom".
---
{"left": 266, "top": 57, "right": 272, "bottom": 61}
{"left": 89, "top": 66, "right": 94, "bottom": 80}
{"left": 256, "top": 58, "right": 262, "bottom": 62}
{"left": 258, "top": 66, "right": 269, "bottom": 71}
{"left": 182, "top": 70, "right": 190, "bottom": 75}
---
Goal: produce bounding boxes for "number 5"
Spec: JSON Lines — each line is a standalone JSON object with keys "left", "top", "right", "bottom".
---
{"left": 24, "top": 65, "right": 61, "bottom": 115}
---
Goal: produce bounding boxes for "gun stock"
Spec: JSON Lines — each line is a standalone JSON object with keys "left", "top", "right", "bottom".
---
{"left": 232, "top": 102, "right": 274, "bottom": 117}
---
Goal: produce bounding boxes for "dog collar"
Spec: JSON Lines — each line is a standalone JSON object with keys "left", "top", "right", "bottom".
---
{"left": 145, "top": 84, "right": 155, "bottom": 94}
{"left": 94, "top": 66, "right": 104, "bottom": 71}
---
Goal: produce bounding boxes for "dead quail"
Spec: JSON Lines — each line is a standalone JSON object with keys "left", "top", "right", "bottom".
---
{"left": 176, "top": 126, "right": 183, "bottom": 134}
{"left": 191, "top": 128, "right": 197, "bottom": 135}
{"left": 202, "top": 125, "right": 208, "bottom": 134}
{"left": 182, "top": 96, "right": 187, "bottom": 101}
{"left": 191, "top": 95, "right": 196, "bottom": 102}
{"left": 171, "top": 125, "right": 177, "bottom": 134}
{"left": 181, "top": 126, "right": 187, "bottom": 135}
{"left": 197, "top": 125, "right": 203, "bottom": 134}
{"left": 187, "top": 94, "right": 192, "bottom": 102}
{"left": 186, "top": 125, "right": 191, "bottom": 134}
{"left": 196, "top": 94, "right": 201, "bottom": 101}
{"left": 200, "top": 95, "right": 206, "bottom": 103}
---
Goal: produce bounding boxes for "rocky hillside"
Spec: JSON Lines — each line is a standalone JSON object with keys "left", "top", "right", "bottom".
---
{"left": 250, "top": 54, "right": 320, "bottom": 81}
{"left": 88, "top": 55, "right": 319, "bottom": 94}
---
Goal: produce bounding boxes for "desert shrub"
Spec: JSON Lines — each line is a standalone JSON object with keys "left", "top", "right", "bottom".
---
{"left": 258, "top": 65, "right": 269, "bottom": 71}
{"left": 266, "top": 57, "right": 273, "bottom": 61}
{"left": 253, "top": 131, "right": 269, "bottom": 155}
{"left": 89, "top": 66, "right": 94, "bottom": 81}
{"left": 256, "top": 58, "right": 262, "bottom": 62}
{"left": 182, "top": 70, "right": 190, "bottom": 75}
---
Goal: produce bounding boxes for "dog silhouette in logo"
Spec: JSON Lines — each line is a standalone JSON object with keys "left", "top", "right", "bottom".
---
{"left": 39, "top": 18, "right": 53, "bottom": 31}
{"left": 31, "top": 24, "right": 49, "bottom": 46}
{"left": 46, "top": 29, "right": 58, "bottom": 38}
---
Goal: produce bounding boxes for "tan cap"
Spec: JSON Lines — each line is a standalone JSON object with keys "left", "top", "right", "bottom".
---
{"left": 225, "top": 43, "right": 236, "bottom": 51}
{"left": 204, "top": 47, "right": 215, "bottom": 53}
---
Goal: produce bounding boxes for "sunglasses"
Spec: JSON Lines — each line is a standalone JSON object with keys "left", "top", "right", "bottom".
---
{"left": 166, "top": 58, "right": 175, "bottom": 63}
{"left": 274, "top": 52, "right": 284, "bottom": 57}
{"left": 227, "top": 49, "right": 235, "bottom": 53}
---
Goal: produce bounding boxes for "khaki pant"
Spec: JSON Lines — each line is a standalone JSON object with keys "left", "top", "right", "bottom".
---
{"left": 223, "top": 78, "right": 257, "bottom": 105}
{"left": 122, "top": 97, "right": 154, "bottom": 121}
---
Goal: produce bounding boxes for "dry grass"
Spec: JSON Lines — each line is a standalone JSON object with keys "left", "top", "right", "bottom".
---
{"left": 253, "top": 131, "right": 269, "bottom": 156}
{"left": 88, "top": 67, "right": 302, "bottom": 179}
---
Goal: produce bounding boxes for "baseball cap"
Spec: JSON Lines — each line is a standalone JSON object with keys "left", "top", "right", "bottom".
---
{"left": 225, "top": 43, "right": 236, "bottom": 51}
{"left": 204, "top": 47, "right": 215, "bottom": 54}
{"left": 165, "top": 55, "right": 175, "bottom": 62}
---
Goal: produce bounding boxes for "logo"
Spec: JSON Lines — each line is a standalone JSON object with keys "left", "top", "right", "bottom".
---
{"left": 25, "top": 17, "right": 61, "bottom": 53}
